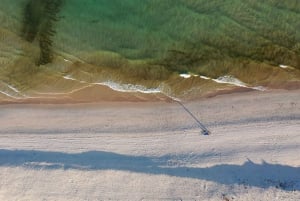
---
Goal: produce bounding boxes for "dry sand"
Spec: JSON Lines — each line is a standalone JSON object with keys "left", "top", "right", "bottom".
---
{"left": 0, "top": 89, "right": 299, "bottom": 200}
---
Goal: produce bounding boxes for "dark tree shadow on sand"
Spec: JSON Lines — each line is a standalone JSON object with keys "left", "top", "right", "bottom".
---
{"left": 0, "top": 149, "right": 299, "bottom": 191}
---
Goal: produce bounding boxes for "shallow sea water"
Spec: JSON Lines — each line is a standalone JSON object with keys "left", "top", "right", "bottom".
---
{"left": 0, "top": 0, "right": 299, "bottom": 97}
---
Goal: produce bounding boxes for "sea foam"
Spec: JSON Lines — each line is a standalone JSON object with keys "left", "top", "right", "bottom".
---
{"left": 212, "top": 75, "right": 249, "bottom": 88}
{"left": 0, "top": 81, "right": 25, "bottom": 99}
{"left": 212, "top": 75, "right": 267, "bottom": 91}
{"left": 96, "top": 81, "right": 161, "bottom": 94}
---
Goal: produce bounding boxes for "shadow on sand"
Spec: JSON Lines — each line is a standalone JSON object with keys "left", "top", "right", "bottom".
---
{"left": 0, "top": 149, "right": 299, "bottom": 191}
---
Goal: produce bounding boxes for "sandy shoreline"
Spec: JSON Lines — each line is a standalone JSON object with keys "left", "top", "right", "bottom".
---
{"left": 1, "top": 80, "right": 298, "bottom": 105}
{"left": 0, "top": 84, "right": 173, "bottom": 105}
{"left": 0, "top": 89, "right": 299, "bottom": 200}
{"left": 1, "top": 2, "right": 300, "bottom": 199}
{"left": 1, "top": 89, "right": 299, "bottom": 132}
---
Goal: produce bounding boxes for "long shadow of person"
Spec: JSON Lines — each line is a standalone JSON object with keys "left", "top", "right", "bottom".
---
{"left": 0, "top": 149, "right": 299, "bottom": 191}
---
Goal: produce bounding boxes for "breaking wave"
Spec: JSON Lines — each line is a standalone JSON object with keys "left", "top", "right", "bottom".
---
{"left": 212, "top": 76, "right": 267, "bottom": 91}
{"left": 96, "top": 81, "right": 161, "bottom": 94}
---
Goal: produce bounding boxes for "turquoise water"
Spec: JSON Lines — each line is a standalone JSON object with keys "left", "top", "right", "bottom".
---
{"left": 2, "top": 1, "right": 300, "bottom": 62}
{"left": 0, "top": 0, "right": 299, "bottom": 93}
{"left": 57, "top": 0, "right": 300, "bottom": 66}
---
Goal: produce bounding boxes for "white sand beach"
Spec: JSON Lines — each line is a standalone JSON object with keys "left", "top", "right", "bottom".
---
{"left": 0, "top": 89, "right": 299, "bottom": 200}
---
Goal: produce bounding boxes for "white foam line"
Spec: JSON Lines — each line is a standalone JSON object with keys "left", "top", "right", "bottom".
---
{"left": 96, "top": 81, "right": 181, "bottom": 101}
{"left": 0, "top": 82, "right": 28, "bottom": 97}
{"left": 200, "top": 75, "right": 210, "bottom": 80}
{"left": 63, "top": 58, "right": 71, "bottom": 62}
{"left": 7, "top": 84, "right": 20, "bottom": 93}
{"left": 212, "top": 78, "right": 248, "bottom": 88}
{"left": 213, "top": 76, "right": 240, "bottom": 85}
{"left": 63, "top": 76, "right": 165, "bottom": 95}
{"left": 179, "top": 74, "right": 192, "bottom": 79}
{"left": 178, "top": 74, "right": 266, "bottom": 91}
{"left": 63, "top": 75, "right": 87, "bottom": 83}
{"left": 279, "top": 64, "right": 288, "bottom": 69}
{"left": 32, "top": 83, "right": 182, "bottom": 102}
{"left": 63, "top": 75, "right": 171, "bottom": 96}
{"left": 63, "top": 75, "right": 77, "bottom": 81}
{"left": 179, "top": 73, "right": 200, "bottom": 79}
{"left": 95, "top": 81, "right": 161, "bottom": 94}
{"left": 0, "top": 91, "right": 20, "bottom": 99}
{"left": 211, "top": 75, "right": 267, "bottom": 91}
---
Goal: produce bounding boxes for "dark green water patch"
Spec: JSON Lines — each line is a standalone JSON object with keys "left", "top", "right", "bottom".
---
{"left": 55, "top": 0, "right": 300, "bottom": 71}
{"left": 21, "top": 0, "right": 63, "bottom": 65}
